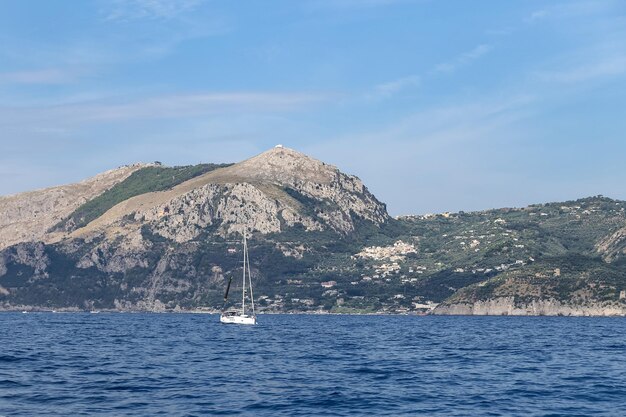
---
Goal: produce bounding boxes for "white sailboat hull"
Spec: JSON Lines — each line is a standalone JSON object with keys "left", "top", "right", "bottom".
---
{"left": 220, "top": 314, "right": 257, "bottom": 325}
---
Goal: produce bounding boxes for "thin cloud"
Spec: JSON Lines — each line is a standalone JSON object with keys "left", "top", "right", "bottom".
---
{"left": 433, "top": 44, "right": 492, "bottom": 74}
{"left": 375, "top": 94, "right": 535, "bottom": 143}
{"left": 528, "top": 9, "right": 549, "bottom": 22}
{"left": 0, "top": 9, "right": 230, "bottom": 80}
{"left": 0, "top": 91, "right": 337, "bottom": 127}
{"left": 0, "top": 68, "right": 77, "bottom": 85}
{"left": 103, "top": 0, "right": 205, "bottom": 21}
{"left": 324, "top": 93, "right": 536, "bottom": 160}
{"left": 365, "top": 44, "right": 492, "bottom": 101}
{"left": 370, "top": 75, "right": 421, "bottom": 99}
{"left": 527, "top": 1, "right": 614, "bottom": 23}
{"left": 305, "top": 0, "right": 416, "bottom": 11}
{"left": 536, "top": 55, "right": 626, "bottom": 83}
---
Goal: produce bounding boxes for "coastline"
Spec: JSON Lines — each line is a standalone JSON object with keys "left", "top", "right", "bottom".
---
{"left": 433, "top": 297, "right": 626, "bottom": 317}
{"left": 5, "top": 302, "right": 626, "bottom": 317}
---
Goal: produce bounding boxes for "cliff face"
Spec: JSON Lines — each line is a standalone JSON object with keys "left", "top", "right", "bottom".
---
{"left": 433, "top": 297, "right": 626, "bottom": 316}
{"left": 429, "top": 254, "right": 626, "bottom": 316}
{"left": 596, "top": 226, "right": 626, "bottom": 262}
{"left": 220, "top": 147, "right": 389, "bottom": 229}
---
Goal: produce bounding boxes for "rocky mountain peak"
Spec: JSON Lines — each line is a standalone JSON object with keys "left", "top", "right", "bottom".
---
{"left": 136, "top": 146, "right": 390, "bottom": 238}
{"left": 0, "top": 148, "right": 390, "bottom": 250}
{"left": 221, "top": 145, "right": 338, "bottom": 186}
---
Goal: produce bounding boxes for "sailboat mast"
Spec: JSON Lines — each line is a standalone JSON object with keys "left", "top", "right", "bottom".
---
{"left": 242, "top": 231, "right": 246, "bottom": 315}
{"left": 247, "top": 239, "right": 255, "bottom": 316}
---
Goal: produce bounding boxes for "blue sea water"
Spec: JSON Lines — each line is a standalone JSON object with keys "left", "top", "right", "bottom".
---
{"left": 1, "top": 314, "right": 626, "bottom": 416}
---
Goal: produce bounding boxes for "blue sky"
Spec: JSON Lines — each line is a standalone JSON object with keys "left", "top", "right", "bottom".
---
{"left": 1, "top": 0, "right": 626, "bottom": 215}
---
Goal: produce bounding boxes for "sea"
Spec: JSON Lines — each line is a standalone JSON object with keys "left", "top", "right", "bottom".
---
{"left": 1, "top": 313, "right": 626, "bottom": 416}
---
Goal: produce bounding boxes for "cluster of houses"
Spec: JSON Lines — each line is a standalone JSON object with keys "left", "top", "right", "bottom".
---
{"left": 355, "top": 240, "right": 417, "bottom": 262}
{"left": 398, "top": 212, "right": 454, "bottom": 220}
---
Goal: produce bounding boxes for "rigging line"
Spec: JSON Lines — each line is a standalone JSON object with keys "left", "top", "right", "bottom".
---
{"left": 247, "top": 240, "right": 256, "bottom": 317}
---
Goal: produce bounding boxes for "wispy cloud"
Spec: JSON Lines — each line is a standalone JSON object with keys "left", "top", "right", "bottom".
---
{"left": 365, "top": 43, "right": 492, "bottom": 100}
{"left": 530, "top": 15, "right": 626, "bottom": 86}
{"left": 528, "top": 9, "right": 549, "bottom": 22}
{"left": 368, "top": 74, "right": 421, "bottom": 99}
{"left": 97, "top": 0, "right": 229, "bottom": 59}
{"left": 305, "top": 0, "right": 416, "bottom": 11}
{"left": 0, "top": 68, "right": 78, "bottom": 85}
{"left": 527, "top": 1, "right": 615, "bottom": 23}
{"left": 0, "top": 91, "right": 337, "bottom": 128}
{"left": 365, "top": 93, "right": 535, "bottom": 144}
{"left": 535, "top": 55, "right": 626, "bottom": 83}
{"left": 0, "top": 6, "right": 229, "bottom": 83}
{"left": 433, "top": 44, "right": 492, "bottom": 74}
{"left": 103, "top": 0, "right": 205, "bottom": 21}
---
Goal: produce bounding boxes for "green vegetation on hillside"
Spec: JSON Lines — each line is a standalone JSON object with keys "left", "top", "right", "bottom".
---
{"left": 445, "top": 254, "right": 626, "bottom": 305}
{"left": 56, "top": 163, "right": 232, "bottom": 231}
{"left": 4, "top": 195, "right": 626, "bottom": 313}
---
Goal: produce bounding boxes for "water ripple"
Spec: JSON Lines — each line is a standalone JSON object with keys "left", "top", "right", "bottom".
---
{"left": 2, "top": 314, "right": 626, "bottom": 416}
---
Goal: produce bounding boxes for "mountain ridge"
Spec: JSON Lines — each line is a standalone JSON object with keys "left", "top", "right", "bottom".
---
{"left": 0, "top": 164, "right": 147, "bottom": 251}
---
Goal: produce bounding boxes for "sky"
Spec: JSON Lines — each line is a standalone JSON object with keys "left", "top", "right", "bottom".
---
{"left": 1, "top": 0, "right": 626, "bottom": 215}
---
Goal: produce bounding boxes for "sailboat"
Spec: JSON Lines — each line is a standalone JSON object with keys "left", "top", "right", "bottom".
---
{"left": 220, "top": 231, "right": 257, "bottom": 325}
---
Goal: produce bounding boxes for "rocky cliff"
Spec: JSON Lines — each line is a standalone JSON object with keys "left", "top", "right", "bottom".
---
{"left": 596, "top": 226, "right": 626, "bottom": 262}
{"left": 433, "top": 297, "right": 626, "bottom": 316}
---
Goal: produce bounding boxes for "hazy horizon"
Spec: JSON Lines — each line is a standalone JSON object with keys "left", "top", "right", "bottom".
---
{"left": 2, "top": 0, "right": 626, "bottom": 214}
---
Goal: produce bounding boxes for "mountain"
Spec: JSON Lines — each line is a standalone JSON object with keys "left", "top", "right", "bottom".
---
{"left": 1, "top": 147, "right": 626, "bottom": 315}
{"left": 0, "top": 146, "right": 390, "bottom": 311}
